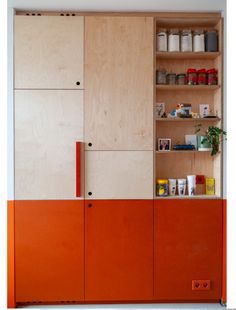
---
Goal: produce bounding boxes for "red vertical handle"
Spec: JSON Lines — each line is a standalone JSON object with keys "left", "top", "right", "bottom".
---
{"left": 76, "top": 142, "right": 81, "bottom": 197}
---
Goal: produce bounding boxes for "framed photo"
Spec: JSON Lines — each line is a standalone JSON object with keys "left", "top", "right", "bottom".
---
{"left": 199, "top": 104, "right": 209, "bottom": 118}
{"left": 155, "top": 102, "right": 165, "bottom": 119}
{"left": 158, "top": 138, "right": 171, "bottom": 151}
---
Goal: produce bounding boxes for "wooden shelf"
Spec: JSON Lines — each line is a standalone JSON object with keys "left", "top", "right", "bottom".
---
{"left": 156, "top": 85, "right": 220, "bottom": 91}
{"left": 156, "top": 150, "right": 212, "bottom": 154}
{"left": 155, "top": 195, "right": 221, "bottom": 200}
{"left": 156, "top": 51, "right": 220, "bottom": 60}
{"left": 156, "top": 117, "right": 221, "bottom": 122}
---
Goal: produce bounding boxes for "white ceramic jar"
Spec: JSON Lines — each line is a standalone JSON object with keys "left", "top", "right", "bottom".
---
{"left": 157, "top": 28, "right": 167, "bottom": 52}
{"left": 168, "top": 28, "right": 180, "bottom": 52}
{"left": 193, "top": 29, "right": 205, "bottom": 52}
{"left": 181, "top": 29, "right": 192, "bottom": 52}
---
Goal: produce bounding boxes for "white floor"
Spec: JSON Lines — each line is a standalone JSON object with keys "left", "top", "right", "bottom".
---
{"left": 18, "top": 303, "right": 225, "bottom": 309}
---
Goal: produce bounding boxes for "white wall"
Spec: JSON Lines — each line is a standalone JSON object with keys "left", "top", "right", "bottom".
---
{"left": 8, "top": 0, "right": 226, "bottom": 13}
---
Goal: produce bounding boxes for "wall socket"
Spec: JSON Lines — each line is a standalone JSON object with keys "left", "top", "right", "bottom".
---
{"left": 192, "top": 280, "right": 211, "bottom": 290}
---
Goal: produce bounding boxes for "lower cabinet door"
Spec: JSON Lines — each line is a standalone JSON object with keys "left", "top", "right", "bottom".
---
{"left": 154, "top": 199, "right": 223, "bottom": 301}
{"left": 85, "top": 200, "right": 153, "bottom": 301}
{"left": 15, "top": 200, "right": 84, "bottom": 303}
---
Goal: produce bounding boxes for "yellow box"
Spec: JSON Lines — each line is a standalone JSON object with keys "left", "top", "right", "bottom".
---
{"left": 206, "top": 178, "right": 215, "bottom": 195}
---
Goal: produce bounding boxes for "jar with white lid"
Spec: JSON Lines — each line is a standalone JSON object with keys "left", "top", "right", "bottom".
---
{"left": 193, "top": 29, "right": 205, "bottom": 52}
{"left": 181, "top": 29, "right": 192, "bottom": 52}
{"left": 157, "top": 28, "right": 167, "bottom": 52}
{"left": 168, "top": 29, "right": 180, "bottom": 52}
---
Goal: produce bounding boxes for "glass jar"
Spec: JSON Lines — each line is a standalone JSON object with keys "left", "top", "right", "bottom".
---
{"left": 156, "top": 69, "right": 167, "bottom": 84}
{"left": 197, "top": 69, "right": 207, "bottom": 85}
{"left": 181, "top": 29, "right": 192, "bottom": 52}
{"left": 193, "top": 29, "right": 205, "bottom": 52}
{"left": 205, "top": 29, "right": 218, "bottom": 52}
{"left": 166, "top": 73, "right": 176, "bottom": 85}
{"left": 207, "top": 68, "right": 218, "bottom": 85}
{"left": 176, "top": 73, "right": 186, "bottom": 85}
{"left": 157, "top": 28, "right": 167, "bottom": 52}
{"left": 168, "top": 28, "right": 180, "bottom": 52}
{"left": 187, "top": 68, "right": 197, "bottom": 85}
{"left": 157, "top": 179, "right": 168, "bottom": 196}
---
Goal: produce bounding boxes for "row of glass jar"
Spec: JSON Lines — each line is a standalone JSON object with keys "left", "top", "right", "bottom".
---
{"left": 157, "top": 28, "right": 218, "bottom": 52}
{"left": 156, "top": 68, "right": 218, "bottom": 85}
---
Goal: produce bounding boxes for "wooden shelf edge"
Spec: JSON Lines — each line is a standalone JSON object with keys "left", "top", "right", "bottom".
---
{"left": 155, "top": 117, "right": 221, "bottom": 122}
{"left": 156, "top": 51, "right": 221, "bottom": 59}
{"left": 156, "top": 85, "right": 220, "bottom": 90}
{"left": 155, "top": 195, "right": 221, "bottom": 200}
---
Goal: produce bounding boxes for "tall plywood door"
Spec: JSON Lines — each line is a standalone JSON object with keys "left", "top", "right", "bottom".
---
{"left": 85, "top": 200, "right": 153, "bottom": 301}
{"left": 15, "top": 90, "right": 84, "bottom": 199}
{"left": 15, "top": 200, "right": 84, "bottom": 302}
{"left": 85, "top": 16, "right": 154, "bottom": 150}
{"left": 14, "top": 16, "right": 84, "bottom": 89}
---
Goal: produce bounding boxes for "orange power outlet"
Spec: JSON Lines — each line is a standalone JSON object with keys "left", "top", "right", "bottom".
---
{"left": 192, "top": 280, "right": 211, "bottom": 290}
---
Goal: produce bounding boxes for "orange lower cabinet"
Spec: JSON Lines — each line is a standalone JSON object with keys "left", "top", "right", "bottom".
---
{"left": 15, "top": 200, "right": 84, "bottom": 303}
{"left": 85, "top": 200, "right": 153, "bottom": 301}
{"left": 154, "top": 199, "right": 223, "bottom": 302}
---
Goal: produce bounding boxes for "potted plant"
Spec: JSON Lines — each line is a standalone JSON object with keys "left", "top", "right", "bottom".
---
{"left": 195, "top": 124, "right": 227, "bottom": 156}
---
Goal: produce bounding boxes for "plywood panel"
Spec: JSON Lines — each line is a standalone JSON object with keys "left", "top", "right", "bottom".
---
{"left": 14, "top": 16, "right": 84, "bottom": 89}
{"left": 15, "top": 200, "right": 84, "bottom": 302}
{"left": 85, "top": 151, "right": 153, "bottom": 199}
{"left": 85, "top": 200, "right": 153, "bottom": 301}
{"left": 154, "top": 199, "right": 223, "bottom": 301}
{"left": 15, "top": 90, "right": 84, "bottom": 199}
{"left": 85, "top": 16, "right": 154, "bottom": 150}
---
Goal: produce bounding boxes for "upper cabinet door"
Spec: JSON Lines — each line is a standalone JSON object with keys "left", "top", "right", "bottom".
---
{"left": 14, "top": 16, "right": 84, "bottom": 89}
{"left": 85, "top": 16, "right": 154, "bottom": 150}
{"left": 15, "top": 90, "right": 84, "bottom": 200}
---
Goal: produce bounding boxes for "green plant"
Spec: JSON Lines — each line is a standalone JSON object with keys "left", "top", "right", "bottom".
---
{"left": 195, "top": 124, "right": 227, "bottom": 156}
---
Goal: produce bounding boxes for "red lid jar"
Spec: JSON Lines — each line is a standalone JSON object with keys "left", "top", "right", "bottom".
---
{"left": 197, "top": 69, "right": 207, "bottom": 85}
{"left": 187, "top": 68, "right": 197, "bottom": 85}
{"left": 207, "top": 69, "right": 218, "bottom": 85}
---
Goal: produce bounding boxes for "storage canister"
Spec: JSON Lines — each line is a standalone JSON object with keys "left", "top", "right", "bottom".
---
{"left": 205, "top": 29, "right": 218, "bottom": 52}
{"left": 197, "top": 69, "right": 207, "bottom": 85}
{"left": 157, "top": 28, "right": 167, "bottom": 52}
{"left": 168, "top": 28, "right": 180, "bottom": 52}
{"left": 176, "top": 73, "right": 186, "bottom": 85}
{"left": 157, "top": 179, "right": 168, "bottom": 196}
{"left": 181, "top": 29, "right": 192, "bottom": 52}
{"left": 193, "top": 29, "right": 205, "bottom": 52}
{"left": 166, "top": 73, "right": 176, "bottom": 85}
{"left": 156, "top": 69, "right": 167, "bottom": 84}
{"left": 206, "top": 178, "right": 215, "bottom": 195}
{"left": 207, "top": 68, "right": 218, "bottom": 85}
{"left": 187, "top": 68, "right": 197, "bottom": 85}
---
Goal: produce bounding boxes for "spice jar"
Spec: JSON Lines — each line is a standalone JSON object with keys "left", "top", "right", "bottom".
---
{"left": 168, "top": 28, "right": 180, "bottom": 52}
{"left": 207, "top": 68, "right": 218, "bottom": 85}
{"left": 187, "top": 68, "right": 197, "bottom": 85}
{"left": 176, "top": 73, "right": 186, "bottom": 85}
{"left": 156, "top": 70, "right": 167, "bottom": 84}
{"left": 205, "top": 29, "right": 218, "bottom": 52}
{"left": 181, "top": 29, "right": 192, "bottom": 52}
{"left": 166, "top": 73, "right": 176, "bottom": 85}
{"left": 157, "top": 179, "right": 168, "bottom": 196}
{"left": 157, "top": 28, "right": 167, "bottom": 52}
{"left": 193, "top": 29, "right": 205, "bottom": 52}
{"left": 197, "top": 69, "right": 207, "bottom": 85}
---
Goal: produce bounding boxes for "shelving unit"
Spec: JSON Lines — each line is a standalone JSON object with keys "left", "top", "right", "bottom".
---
{"left": 155, "top": 14, "right": 223, "bottom": 199}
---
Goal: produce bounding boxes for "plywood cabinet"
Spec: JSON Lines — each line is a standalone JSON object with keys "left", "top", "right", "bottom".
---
{"left": 85, "top": 151, "right": 153, "bottom": 199}
{"left": 85, "top": 16, "right": 154, "bottom": 150}
{"left": 14, "top": 16, "right": 84, "bottom": 89}
{"left": 85, "top": 200, "right": 153, "bottom": 301}
{"left": 15, "top": 200, "right": 84, "bottom": 303}
{"left": 154, "top": 199, "right": 222, "bottom": 301}
{"left": 15, "top": 90, "right": 84, "bottom": 199}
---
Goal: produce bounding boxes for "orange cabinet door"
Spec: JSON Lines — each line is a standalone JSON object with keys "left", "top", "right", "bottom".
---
{"left": 154, "top": 199, "right": 223, "bottom": 302}
{"left": 15, "top": 200, "right": 84, "bottom": 303}
{"left": 85, "top": 200, "right": 153, "bottom": 301}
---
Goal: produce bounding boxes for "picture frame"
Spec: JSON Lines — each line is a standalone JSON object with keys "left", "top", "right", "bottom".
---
{"left": 158, "top": 138, "right": 171, "bottom": 151}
